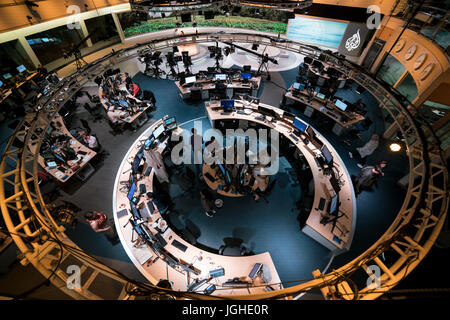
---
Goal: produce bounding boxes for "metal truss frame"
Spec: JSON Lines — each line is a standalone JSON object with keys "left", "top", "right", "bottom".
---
{"left": 1, "top": 31, "right": 448, "bottom": 300}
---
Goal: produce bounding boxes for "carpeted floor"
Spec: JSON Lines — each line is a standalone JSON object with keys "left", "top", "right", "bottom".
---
{"left": 0, "top": 56, "right": 409, "bottom": 291}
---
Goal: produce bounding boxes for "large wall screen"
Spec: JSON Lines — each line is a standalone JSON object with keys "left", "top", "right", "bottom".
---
{"left": 287, "top": 15, "right": 347, "bottom": 49}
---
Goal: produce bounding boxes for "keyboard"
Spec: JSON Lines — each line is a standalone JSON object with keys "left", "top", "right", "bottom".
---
{"left": 289, "top": 133, "right": 299, "bottom": 142}
{"left": 171, "top": 239, "right": 188, "bottom": 252}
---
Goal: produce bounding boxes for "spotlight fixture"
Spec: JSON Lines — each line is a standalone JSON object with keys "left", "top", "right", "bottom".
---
{"left": 389, "top": 142, "right": 402, "bottom": 152}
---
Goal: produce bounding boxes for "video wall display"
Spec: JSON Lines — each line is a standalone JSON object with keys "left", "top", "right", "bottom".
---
{"left": 287, "top": 16, "right": 348, "bottom": 49}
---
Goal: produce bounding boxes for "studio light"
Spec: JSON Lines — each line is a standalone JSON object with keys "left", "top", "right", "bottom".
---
{"left": 389, "top": 142, "right": 402, "bottom": 152}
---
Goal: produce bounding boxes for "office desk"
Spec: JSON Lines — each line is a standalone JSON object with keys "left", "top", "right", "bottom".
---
{"left": 1, "top": 72, "right": 38, "bottom": 103}
{"left": 29, "top": 114, "right": 97, "bottom": 183}
{"left": 308, "top": 64, "right": 347, "bottom": 88}
{"left": 202, "top": 163, "right": 246, "bottom": 197}
{"left": 98, "top": 79, "right": 152, "bottom": 127}
{"left": 175, "top": 76, "right": 261, "bottom": 100}
{"left": 205, "top": 100, "right": 356, "bottom": 252}
{"left": 113, "top": 119, "right": 282, "bottom": 295}
{"left": 284, "top": 86, "right": 364, "bottom": 135}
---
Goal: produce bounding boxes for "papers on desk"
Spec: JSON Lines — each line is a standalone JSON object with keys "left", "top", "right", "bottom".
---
{"left": 132, "top": 244, "right": 153, "bottom": 265}
{"left": 120, "top": 111, "right": 127, "bottom": 116}
{"left": 243, "top": 109, "right": 253, "bottom": 115}
{"left": 82, "top": 155, "right": 91, "bottom": 162}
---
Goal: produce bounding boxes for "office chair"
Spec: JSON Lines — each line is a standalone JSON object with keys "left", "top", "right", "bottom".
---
{"left": 189, "top": 88, "right": 202, "bottom": 102}
{"left": 79, "top": 118, "right": 91, "bottom": 134}
{"left": 303, "top": 57, "right": 313, "bottom": 65}
{"left": 83, "top": 103, "right": 103, "bottom": 122}
{"left": 219, "top": 244, "right": 247, "bottom": 256}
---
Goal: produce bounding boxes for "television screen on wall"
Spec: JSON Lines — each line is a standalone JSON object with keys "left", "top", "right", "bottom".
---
{"left": 287, "top": 16, "right": 348, "bottom": 49}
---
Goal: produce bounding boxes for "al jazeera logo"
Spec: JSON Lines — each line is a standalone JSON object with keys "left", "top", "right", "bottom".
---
{"left": 345, "top": 29, "right": 361, "bottom": 52}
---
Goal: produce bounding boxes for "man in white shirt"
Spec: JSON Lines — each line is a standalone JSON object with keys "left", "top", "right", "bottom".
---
{"left": 80, "top": 131, "right": 99, "bottom": 151}
{"left": 107, "top": 106, "right": 122, "bottom": 124}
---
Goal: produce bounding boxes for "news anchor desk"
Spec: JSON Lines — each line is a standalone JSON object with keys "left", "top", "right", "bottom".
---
{"left": 205, "top": 100, "right": 356, "bottom": 252}
{"left": 113, "top": 118, "right": 282, "bottom": 295}
{"left": 284, "top": 86, "right": 364, "bottom": 136}
{"left": 175, "top": 76, "right": 261, "bottom": 100}
{"left": 29, "top": 114, "right": 97, "bottom": 183}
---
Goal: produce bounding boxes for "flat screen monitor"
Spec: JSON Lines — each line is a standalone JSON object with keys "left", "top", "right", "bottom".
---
{"left": 0, "top": 80, "right": 3, "bottom": 88}
{"left": 215, "top": 74, "right": 227, "bottom": 81}
{"left": 292, "top": 82, "right": 301, "bottom": 90}
{"left": 241, "top": 72, "right": 251, "bottom": 80}
{"left": 127, "top": 183, "right": 137, "bottom": 201}
{"left": 42, "top": 38, "right": 49, "bottom": 43}
{"left": 316, "top": 92, "right": 326, "bottom": 100}
{"left": 153, "top": 124, "right": 165, "bottom": 139}
{"left": 3, "top": 73, "right": 12, "bottom": 80}
{"left": 321, "top": 145, "right": 333, "bottom": 164}
{"left": 144, "top": 136, "right": 155, "bottom": 148}
{"left": 329, "top": 194, "right": 338, "bottom": 214}
{"left": 293, "top": 118, "right": 308, "bottom": 132}
{"left": 185, "top": 75, "right": 196, "bottom": 84}
{"left": 164, "top": 116, "right": 176, "bottom": 126}
{"left": 335, "top": 99, "right": 347, "bottom": 111}
{"left": 54, "top": 153, "right": 66, "bottom": 164}
{"left": 119, "top": 99, "right": 129, "bottom": 108}
{"left": 17, "top": 65, "right": 26, "bottom": 73}
{"left": 221, "top": 99, "right": 234, "bottom": 109}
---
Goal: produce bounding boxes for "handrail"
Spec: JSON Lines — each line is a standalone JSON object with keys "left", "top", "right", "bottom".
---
{"left": 1, "top": 31, "right": 447, "bottom": 300}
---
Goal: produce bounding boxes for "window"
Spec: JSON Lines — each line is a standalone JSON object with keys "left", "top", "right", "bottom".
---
{"left": 26, "top": 25, "right": 86, "bottom": 66}
{"left": 84, "top": 14, "right": 120, "bottom": 45}
{"left": 396, "top": 73, "right": 418, "bottom": 103}
{"left": 377, "top": 54, "right": 406, "bottom": 86}
{"left": 0, "top": 40, "right": 34, "bottom": 75}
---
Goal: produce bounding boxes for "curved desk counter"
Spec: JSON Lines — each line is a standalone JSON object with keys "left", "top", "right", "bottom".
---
{"left": 113, "top": 118, "right": 282, "bottom": 295}
{"left": 175, "top": 76, "right": 261, "bottom": 100}
{"left": 29, "top": 114, "right": 96, "bottom": 183}
{"left": 205, "top": 100, "right": 356, "bottom": 252}
{"left": 98, "top": 73, "right": 152, "bottom": 127}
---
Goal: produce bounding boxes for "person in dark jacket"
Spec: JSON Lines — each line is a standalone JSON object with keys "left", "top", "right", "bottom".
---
{"left": 354, "top": 161, "right": 387, "bottom": 195}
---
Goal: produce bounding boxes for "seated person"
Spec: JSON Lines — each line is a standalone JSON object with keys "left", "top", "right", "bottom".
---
{"left": 85, "top": 211, "right": 111, "bottom": 233}
{"left": 124, "top": 72, "right": 133, "bottom": 86}
{"left": 127, "top": 83, "right": 143, "bottom": 100}
{"left": 107, "top": 106, "right": 125, "bottom": 135}
{"left": 252, "top": 165, "right": 270, "bottom": 201}
{"left": 80, "top": 130, "right": 99, "bottom": 152}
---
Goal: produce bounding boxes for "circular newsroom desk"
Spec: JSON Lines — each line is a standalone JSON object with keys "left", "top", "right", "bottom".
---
{"left": 205, "top": 100, "right": 356, "bottom": 252}
{"left": 113, "top": 117, "right": 283, "bottom": 295}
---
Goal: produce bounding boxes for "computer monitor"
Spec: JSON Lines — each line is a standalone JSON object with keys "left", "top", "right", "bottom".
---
{"left": 53, "top": 153, "right": 66, "bottom": 164}
{"left": 0, "top": 80, "right": 3, "bottom": 88}
{"left": 316, "top": 92, "right": 326, "bottom": 100}
{"left": 17, "top": 65, "right": 26, "bottom": 73}
{"left": 127, "top": 183, "right": 137, "bottom": 201}
{"left": 3, "top": 73, "right": 12, "bottom": 80}
{"left": 153, "top": 124, "right": 165, "bottom": 139}
{"left": 42, "top": 38, "right": 49, "bottom": 43}
{"left": 215, "top": 74, "right": 227, "bottom": 81}
{"left": 221, "top": 99, "right": 234, "bottom": 110}
{"left": 293, "top": 118, "right": 308, "bottom": 132}
{"left": 241, "top": 72, "right": 251, "bottom": 80}
{"left": 185, "top": 75, "right": 196, "bottom": 84}
{"left": 243, "top": 65, "right": 251, "bottom": 72}
{"left": 292, "top": 82, "right": 300, "bottom": 90}
{"left": 335, "top": 99, "right": 347, "bottom": 111}
{"left": 144, "top": 136, "right": 155, "bottom": 148}
{"left": 164, "top": 117, "right": 177, "bottom": 130}
{"left": 321, "top": 145, "right": 333, "bottom": 165}
{"left": 283, "top": 111, "right": 295, "bottom": 121}
{"left": 328, "top": 194, "right": 339, "bottom": 214}
{"left": 119, "top": 99, "right": 129, "bottom": 108}
{"left": 46, "top": 126, "right": 54, "bottom": 135}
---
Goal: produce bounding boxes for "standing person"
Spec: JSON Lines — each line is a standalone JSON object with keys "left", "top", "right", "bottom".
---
{"left": 190, "top": 128, "right": 203, "bottom": 165}
{"left": 252, "top": 165, "right": 270, "bottom": 201}
{"left": 200, "top": 189, "right": 216, "bottom": 217}
{"left": 349, "top": 133, "right": 380, "bottom": 168}
{"left": 144, "top": 146, "right": 170, "bottom": 183}
{"left": 354, "top": 161, "right": 387, "bottom": 195}
{"left": 85, "top": 211, "right": 110, "bottom": 233}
